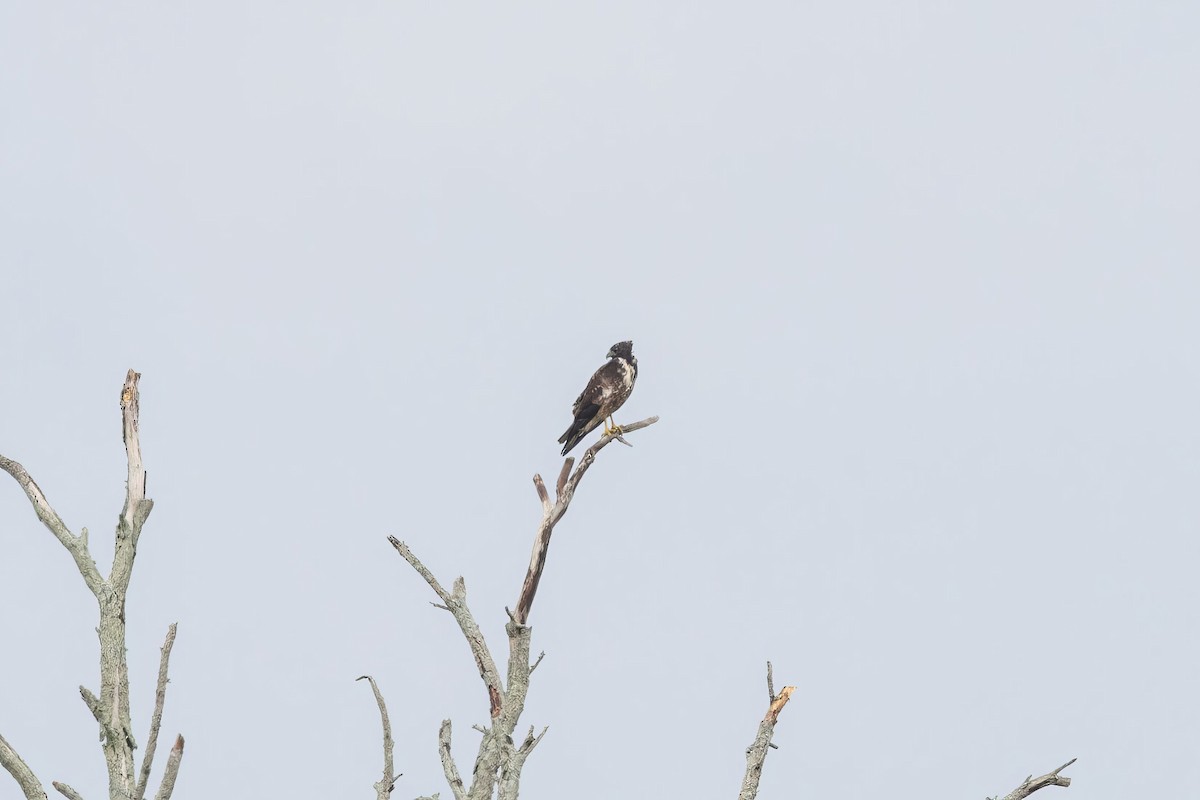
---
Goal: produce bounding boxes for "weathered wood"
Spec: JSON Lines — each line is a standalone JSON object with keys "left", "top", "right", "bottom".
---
{"left": 514, "top": 415, "right": 659, "bottom": 625}
{"left": 0, "top": 371, "right": 184, "bottom": 800}
{"left": 0, "top": 733, "right": 47, "bottom": 800}
{"left": 357, "top": 676, "right": 400, "bottom": 800}
{"left": 385, "top": 414, "right": 658, "bottom": 799}
{"left": 738, "top": 664, "right": 796, "bottom": 800}
{"left": 998, "top": 758, "right": 1077, "bottom": 800}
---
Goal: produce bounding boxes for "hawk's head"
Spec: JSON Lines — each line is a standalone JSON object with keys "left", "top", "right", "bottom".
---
{"left": 607, "top": 341, "right": 634, "bottom": 362}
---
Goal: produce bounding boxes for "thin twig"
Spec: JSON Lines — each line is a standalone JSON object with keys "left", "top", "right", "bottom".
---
{"left": 529, "top": 652, "right": 545, "bottom": 675}
{"left": 357, "top": 676, "right": 396, "bottom": 800}
{"left": 0, "top": 455, "right": 104, "bottom": 597}
{"left": 135, "top": 624, "right": 178, "bottom": 800}
{"left": 765, "top": 661, "right": 774, "bottom": 706}
{"left": 389, "top": 539, "right": 454, "bottom": 606}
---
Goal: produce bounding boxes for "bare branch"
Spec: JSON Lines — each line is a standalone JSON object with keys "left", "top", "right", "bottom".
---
{"left": 532, "top": 475, "right": 551, "bottom": 516}
{"left": 0, "top": 732, "right": 47, "bottom": 800}
{"left": 50, "top": 782, "right": 83, "bottom": 800}
{"left": 554, "top": 459, "right": 572, "bottom": 499}
{"left": 0, "top": 455, "right": 104, "bottom": 597}
{"left": 389, "top": 539, "right": 504, "bottom": 718}
{"left": 389, "top": 538, "right": 455, "bottom": 606}
{"left": 135, "top": 624, "right": 178, "bottom": 800}
{"left": 112, "top": 369, "right": 154, "bottom": 591}
{"left": 514, "top": 415, "right": 659, "bottom": 624}
{"left": 998, "top": 758, "right": 1076, "bottom": 800}
{"left": 739, "top": 671, "right": 796, "bottom": 800}
{"left": 437, "top": 720, "right": 466, "bottom": 800}
{"left": 518, "top": 726, "right": 548, "bottom": 756}
{"left": 151, "top": 736, "right": 184, "bottom": 800}
{"left": 357, "top": 676, "right": 396, "bottom": 800}
{"left": 391, "top": 415, "right": 657, "bottom": 799}
{"left": 3, "top": 372, "right": 183, "bottom": 800}
{"left": 528, "top": 651, "right": 545, "bottom": 675}
{"left": 765, "top": 661, "right": 774, "bottom": 706}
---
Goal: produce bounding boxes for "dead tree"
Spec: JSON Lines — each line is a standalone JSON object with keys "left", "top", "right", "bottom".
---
{"left": 360, "top": 416, "right": 658, "bottom": 800}
{"left": 0, "top": 370, "right": 184, "bottom": 800}
{"left": 361, "top": 410, "right": 1074, "bottom": 800}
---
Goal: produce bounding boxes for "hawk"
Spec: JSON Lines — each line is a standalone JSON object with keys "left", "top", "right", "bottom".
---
{"left": 558, "top": 340, "right": 638, "bottom": 456}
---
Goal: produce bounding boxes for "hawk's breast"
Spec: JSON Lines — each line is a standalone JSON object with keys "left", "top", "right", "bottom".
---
{"left": 618, "top": 360, "right": 636, "bottom": 391}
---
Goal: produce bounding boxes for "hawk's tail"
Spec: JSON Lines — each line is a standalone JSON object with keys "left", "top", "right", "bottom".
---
{"left": 558, "top": 423, "right": 587, "bottom": 456}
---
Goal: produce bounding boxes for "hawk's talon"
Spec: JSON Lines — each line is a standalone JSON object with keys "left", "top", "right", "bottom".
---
{"left": 602, "top": 415, "right": 624, "bottom": 437}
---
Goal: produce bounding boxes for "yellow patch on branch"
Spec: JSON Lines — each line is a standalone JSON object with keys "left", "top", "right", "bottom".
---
{"left": 765, "top": 686, "right": 796, "bottom": 723}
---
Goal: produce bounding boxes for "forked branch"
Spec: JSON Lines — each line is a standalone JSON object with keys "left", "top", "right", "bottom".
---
{"left": 383, "top": 415, "right": 657, "bottom": 800}
{"left": 738, "top": 663, "right": 796, "bottom": 800}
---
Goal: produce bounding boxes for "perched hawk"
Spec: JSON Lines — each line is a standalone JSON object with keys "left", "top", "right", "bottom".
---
{"left": 558, "top": 340, "right": 638, "bottom": 456}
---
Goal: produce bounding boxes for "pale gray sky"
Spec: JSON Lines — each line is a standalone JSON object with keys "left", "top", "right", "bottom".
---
{"left": 2, "top": 3, "right": 1198, "bottom": 799}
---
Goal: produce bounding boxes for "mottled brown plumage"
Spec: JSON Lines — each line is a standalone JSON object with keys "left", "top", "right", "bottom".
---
{"left": 558, "top": 341, "right": 638, "bottom": 456}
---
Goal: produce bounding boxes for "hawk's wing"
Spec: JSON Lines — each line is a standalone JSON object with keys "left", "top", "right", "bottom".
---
{"left": 559, "top": 361, "right": 624, "bottom": 454}
{"left": 571, "top": 360, "right": 623, "bottom": 417}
